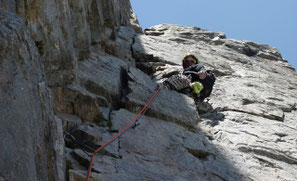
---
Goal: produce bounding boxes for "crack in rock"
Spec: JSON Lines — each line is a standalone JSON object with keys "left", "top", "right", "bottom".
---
{"left": 222, "top": 107, "right": 284, "bottom": 122}
{"left": 238, "top": 145, "right": 297, "bottom": 165}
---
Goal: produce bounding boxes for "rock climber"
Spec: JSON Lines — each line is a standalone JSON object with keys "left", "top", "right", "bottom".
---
{"left": 162, "top": 54, "right": 216, "bottom": 106}
{"left": 182, "top": 54, "right": 216, "bottom": 104}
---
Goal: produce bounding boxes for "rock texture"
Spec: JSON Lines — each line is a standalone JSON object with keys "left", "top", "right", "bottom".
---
{"left": 67, "top": 24, "right": 297, "bottom": 181}
{"left": 1, "top": 1, "right": 297, "bottom": 181}
{"left": 130, "top": 24, "right": 297, "bottom": 181}
{"left": 1, "top": 0, "right": 136, "bottom": 86}
{"left": 0, "top": 9, "right": 60, "bottom": 181}
{"left": 1, "top": 0, "right": 136, "bottom": 180}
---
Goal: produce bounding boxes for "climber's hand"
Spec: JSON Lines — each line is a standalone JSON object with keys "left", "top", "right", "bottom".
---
{"left": 198, "top": 70, "right": 206, "bottom": 79}
{"left": 186, "top": 79, "right": 191, "bottom": 86}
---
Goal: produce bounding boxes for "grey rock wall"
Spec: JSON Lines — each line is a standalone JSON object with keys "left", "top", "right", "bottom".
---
{"left": 67, "top": 24, "right": 297, "bottom": 181}
{"left": 1, "top": 0, "right": 297, "bottom": 181}
{"left": 0, "top": 9, "right": 60, "bottom": 181}
{"left": 1, "top": 0, "right": 134, "bottom": 86}
{"left": 1, "top": 0, "right": 135, "bottom": 180}
{"left": 130, "top": 24, "right": 297, "bottom": 181}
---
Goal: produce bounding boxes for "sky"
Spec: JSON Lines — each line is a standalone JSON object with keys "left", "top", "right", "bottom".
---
{"left": 130, "top": 0, "right": 297, "bottom": 70}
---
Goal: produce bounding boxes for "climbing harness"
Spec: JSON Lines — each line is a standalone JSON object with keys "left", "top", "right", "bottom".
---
{"left": 85, "top": 87, "right": 161, "bottom": 181}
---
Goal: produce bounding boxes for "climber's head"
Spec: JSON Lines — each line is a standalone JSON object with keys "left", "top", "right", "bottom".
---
{"left": 182, "top": 54, "right": 199, "bottom": 69}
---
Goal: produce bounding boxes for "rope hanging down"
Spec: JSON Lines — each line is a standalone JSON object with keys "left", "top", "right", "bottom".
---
{"left": 85, "top": 87, "right": 161, "bottom": 181}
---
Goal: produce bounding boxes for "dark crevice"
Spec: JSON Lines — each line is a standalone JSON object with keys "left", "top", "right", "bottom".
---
{"left": 35, "top": 40, "right": 44, "bottom": 55}
{"left": 144, "top": 28, "right": 165, "bottom": 36}
{"left": 130, "top": 33, "right": 138, "bottom": 66}
{"left": 210, "top": 172, "right": 229, "bottom": 181}
{"left": 241, "top": 131, "right": 259, "bottom": 138}
{"left": 242, "top": 98, "right": 256, "bottom": 105}
{"left": 136, "top": 60, "right": 169, "bottom": 76}
{"left": 221, "top": 107, "right": 284, "bottom": 122}
{"left": 65, "top": 132, "right": 120, "bottom": 160}
{"left": 70, "top": 102, "right": 75, "bottom": 115}
{"left": 119, "top": 67, "right": 129, "bottom": 109}
{"left": 242, "top": 45, "right": 258, "bottom": 56}
{"left": 238, "top": 145, "right": 297, "bottom": 165}
{"left": 70, "top": 150, "right": 93, "bottom": 170}
{"left": 135, "top": 62, "right": 155, "bottom": 75}
{"left": 131, "top": 34, "right": 137, "bottom": 58}
{"left": 253, "top": 156, "right": 282, "bottom": 169}
{"left": 131, "top": 35, "right": 174, "bottom": 76}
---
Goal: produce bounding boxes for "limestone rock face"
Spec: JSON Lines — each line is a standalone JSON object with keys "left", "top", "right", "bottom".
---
{"left": 131, "top": 24, "right": 297, "bottom": 181}
{"left": 1, "top": 0, "right": 297, "bottom": 181}
{"left": 0, "top": 9, "right": 61, "bottom": 181}
{"left": 1, "top": 0, "right": 133, "bottom": 86}
{"left": 68, "top": 24, "right": 297, "bottom": 181}
{"left": 0, "top": 0, "right": 134, "bottom": 180}
{"left": 64, "top": 24, "right": 297, "bottom": 181}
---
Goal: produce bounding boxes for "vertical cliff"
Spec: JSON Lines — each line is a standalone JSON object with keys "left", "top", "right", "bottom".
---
{"left": 65, "top": 24, "right": 297, "bottom": 181}
{"left": 0, "top": 0, "right": 137, "bottom": 180}
{"left": 0, "top": 0, "right": 137, "bottom": 86}
{"left": 1, "top": 1, "right": 297, "bottom": 181}
{"left": 0, "top": 9, "right": 58, "bottom": 181}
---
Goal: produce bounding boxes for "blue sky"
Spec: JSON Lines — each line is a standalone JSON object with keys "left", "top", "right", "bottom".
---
{"left": 130, "top": 0, "right": 297, "bottom": 70}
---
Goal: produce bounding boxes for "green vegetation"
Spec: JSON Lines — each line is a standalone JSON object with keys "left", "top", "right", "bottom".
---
{"left": 66, "top": 160, "right": 73, "bottom": 171}
{"left": 101, "top": 106, "right": 118, "bottom": 133}
{"left": 130, "top": 8, "right": 134, "bottom": 19}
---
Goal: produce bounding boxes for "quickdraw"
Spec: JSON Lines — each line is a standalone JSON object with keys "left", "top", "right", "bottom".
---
{"left": 85, "top": 87, "right": 161, "bottom": 181}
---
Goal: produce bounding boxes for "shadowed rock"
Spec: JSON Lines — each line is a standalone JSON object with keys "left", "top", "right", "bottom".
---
{"left": 1, "top": 1, "right": 297, "bottom": 181}
{"left": 0, "top": 9, "right": 61, "bottom": 181}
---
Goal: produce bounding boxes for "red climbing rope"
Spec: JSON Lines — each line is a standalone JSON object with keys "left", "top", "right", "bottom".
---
{"left": 85, "top": 87, "right": 161, "bottom": 181}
